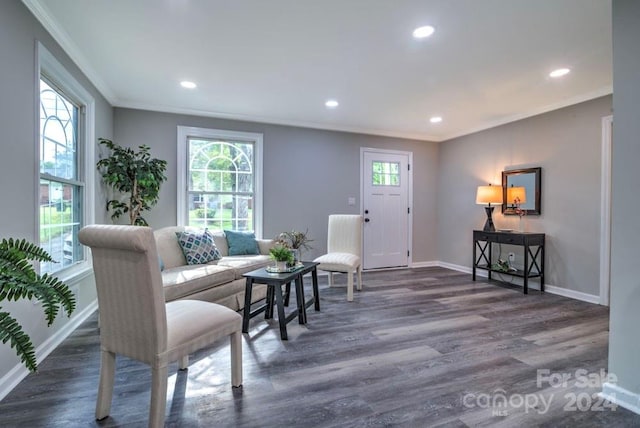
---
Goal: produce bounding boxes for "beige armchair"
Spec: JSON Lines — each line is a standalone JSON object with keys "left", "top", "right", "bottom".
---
{"left": 78, "top": 225, "right": 242, "bottom": 427}
{"left": 313, "top": 215, "right": 363, "bottom": 301}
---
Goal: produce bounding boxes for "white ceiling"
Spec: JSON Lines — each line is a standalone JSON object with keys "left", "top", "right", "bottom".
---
{"left": 25, "top": 0, "right": 612, "bottom": 142}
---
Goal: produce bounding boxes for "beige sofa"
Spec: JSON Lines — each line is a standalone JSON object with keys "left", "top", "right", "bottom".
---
{"left": 153, "top": 226, "right": 275, "bottom": 310}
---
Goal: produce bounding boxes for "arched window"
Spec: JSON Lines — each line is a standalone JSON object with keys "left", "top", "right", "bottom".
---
{"left": 178, "top": 127, "right": 263, "bottom": 235}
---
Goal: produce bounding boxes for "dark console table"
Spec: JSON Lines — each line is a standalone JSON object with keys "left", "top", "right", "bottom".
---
{"left": 472, "top": 230, "right": 545, "bottom": 294}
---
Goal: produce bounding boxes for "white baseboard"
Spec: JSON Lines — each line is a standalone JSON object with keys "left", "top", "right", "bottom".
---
{"left": 415, "top": 261, "right": 600, "bottom": 304}
{"left": 0, "top": 299, "right": 98, "bottom": 401}
{"left": 600, "top": 382, "right": 640, "bottom": 415}
{"left": 544, "top": 284, "right": 600, "bottom": 304}
{"left": 409, "top": 261, "right": 439, "bottom": 268}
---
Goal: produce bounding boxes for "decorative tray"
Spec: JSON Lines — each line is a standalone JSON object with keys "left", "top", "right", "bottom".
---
{"left": 265, "top": 263, "right": 304, "bottom": 273}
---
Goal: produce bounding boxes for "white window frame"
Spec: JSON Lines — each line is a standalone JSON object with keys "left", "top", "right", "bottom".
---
{"left": 177, "top": 126, "right": 263, "bottom": 237}
{"left": 36, "top": 41, "right": 95, "bottom": 281}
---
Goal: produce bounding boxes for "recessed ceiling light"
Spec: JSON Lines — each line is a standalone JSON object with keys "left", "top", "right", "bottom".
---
{"left": 180, "top": 81, "right": 197, "bottom": 89}
{"left": 325, "top": 100, "right": 339, "bottom": 108}
{"left": 549, "top": 68, "right": 570, "bottom": 78}
{"left": 413, "top": 25, "right": 435, "bottom": 39}
{"left": 430, "top": 116, "right": 443, "bottom": 123}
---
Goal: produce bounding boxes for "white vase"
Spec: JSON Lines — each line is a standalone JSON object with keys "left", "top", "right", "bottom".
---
{"left": 276, "top": 261, "right": 287, "bottom": 272}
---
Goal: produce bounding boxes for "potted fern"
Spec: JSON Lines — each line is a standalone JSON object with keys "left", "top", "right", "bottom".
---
{"left": 97, "top": 138, "right": 167, "bottom": 226}
{"left": 269, "top": 244, "right": 295, "bottom": 271}
{"left": 0, "top": 238, "right": 76, "bottom": 372}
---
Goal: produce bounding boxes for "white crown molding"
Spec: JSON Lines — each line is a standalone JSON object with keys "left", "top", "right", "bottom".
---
{"left": 21, "top": 0, "right": 118, "bottom": 103}
{"left": 116, "top": 101, "right": 440, "bottom": 142}
{"left": 438, "top": 86, "right": 613, "bottom": 142}
{"left": 22, "top": 0, "right": 611, "bottom": 144}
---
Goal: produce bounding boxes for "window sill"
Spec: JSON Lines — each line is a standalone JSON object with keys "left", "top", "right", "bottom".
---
{"left": 54, "top": 262, "right": 93, "bottom": 286}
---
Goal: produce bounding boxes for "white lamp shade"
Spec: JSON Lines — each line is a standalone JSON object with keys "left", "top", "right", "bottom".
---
{"left": 507, "top": 186, "right": 527, "bottom": 204}
{"left": 476, "top": 185, "right": 503, "bottom": 205}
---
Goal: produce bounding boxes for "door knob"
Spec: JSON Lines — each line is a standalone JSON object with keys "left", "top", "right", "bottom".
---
{"left": 364, "top": 218, "right": 370, "bottom": 222}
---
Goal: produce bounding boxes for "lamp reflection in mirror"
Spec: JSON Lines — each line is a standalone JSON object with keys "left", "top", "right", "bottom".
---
{"left": 507, "top": 186, "right": 527, "bottom": 207}
{"left": 476, "top": 184, "right": 503, "bottom": 232}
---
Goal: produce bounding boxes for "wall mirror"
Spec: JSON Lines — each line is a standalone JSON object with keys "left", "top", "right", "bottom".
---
{"left": 502, "top": 167, "right": 541, "bottom": 215}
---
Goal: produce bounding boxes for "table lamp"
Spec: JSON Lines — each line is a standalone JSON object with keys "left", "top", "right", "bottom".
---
{"left": 476, "top": 184, "right": 503, "bottom": 231}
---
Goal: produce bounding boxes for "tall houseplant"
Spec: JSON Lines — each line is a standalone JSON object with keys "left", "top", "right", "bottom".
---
{"left": 97, "top": 138, "right": 167, "bottom": 226}
{"left": 0, "top": 238, "right": 76, "bottom": 372}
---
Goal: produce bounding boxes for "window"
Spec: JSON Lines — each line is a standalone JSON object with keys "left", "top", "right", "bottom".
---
{"left": 177, "top": 127, "right": 263, "bottom": 236}
{"left": 38, "top": 43, "right": 94, "bottom": 275}
{"left": 372, "top": 161, "right": 400, "bottom": 186}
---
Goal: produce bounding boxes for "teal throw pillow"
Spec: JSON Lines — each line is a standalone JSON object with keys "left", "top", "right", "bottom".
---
{"left": 224, "top": 230, "right": 259, "bottom": 256}
{"left": 176, "top": 228, "right": 222, "bottom": 265}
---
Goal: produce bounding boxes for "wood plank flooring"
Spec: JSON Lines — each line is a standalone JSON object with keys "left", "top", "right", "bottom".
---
{"left": 1, "top": 267, "right": 639, "bottom": 427}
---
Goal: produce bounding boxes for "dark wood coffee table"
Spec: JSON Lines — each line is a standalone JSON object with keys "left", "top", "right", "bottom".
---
{"left": 242, "top": 261, "right": 319, "bottom": 340}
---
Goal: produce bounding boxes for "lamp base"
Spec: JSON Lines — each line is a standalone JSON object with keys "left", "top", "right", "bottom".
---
{"left": 483, "top": 206, "right": 496, "bottom": 232}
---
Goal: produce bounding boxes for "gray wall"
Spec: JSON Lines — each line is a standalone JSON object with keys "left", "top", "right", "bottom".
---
{"left": 608, "top": 0, "right": 640, "bottom": 404}
{"left": 113, "top": 108, "right": 440, "bottom": 262}
{"left": 0, "top": 1, "right": 112, "bottom": 388}
{"left": 437, "top": 96, "right": 612, "bottom": 296}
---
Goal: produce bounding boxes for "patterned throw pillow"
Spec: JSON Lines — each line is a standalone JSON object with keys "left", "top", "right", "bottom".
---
{"left": 176, "top": 229, "right": 222, "bottom": 265}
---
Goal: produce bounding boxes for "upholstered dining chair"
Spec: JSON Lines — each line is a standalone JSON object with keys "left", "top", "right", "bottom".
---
{"left": 313, "top": 215, "right": 363, "bottom": 301}
{"left": 78, "top": 225, "right": 242, "bottom": 427}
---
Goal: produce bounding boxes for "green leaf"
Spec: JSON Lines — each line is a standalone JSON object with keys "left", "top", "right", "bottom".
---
{"left": 0, "top": 310, "right": 38, "bottom": 372}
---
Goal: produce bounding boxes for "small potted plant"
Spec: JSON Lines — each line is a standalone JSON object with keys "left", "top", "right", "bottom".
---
{"left": 269, "top": 244, "right": 295, "bottom": 271}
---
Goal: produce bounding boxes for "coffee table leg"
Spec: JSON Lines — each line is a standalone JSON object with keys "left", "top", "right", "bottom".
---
{"left": 242, "top": 278, "right": 253, "bottom": 333}
{"left": 284, "top": 282, "right": 291, "bottom": 307}
{"left": 295, "top": 275, "right": 306, "bottom": 324}
{"left": 273, "top": 282, "right": 288, "bottom": 340}
{"left": 312, "top": 267, "right": 320, "bottom": 311}
{"left": 265, "top": 284, "right": 274, "bottom": 319}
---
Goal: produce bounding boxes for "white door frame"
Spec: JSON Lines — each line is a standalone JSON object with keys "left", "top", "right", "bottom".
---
{"left": 360, "top": 147, "right": 413, "bottom": 268}
{"left": 599, "top": 115, "right": 613, "bottom": 306}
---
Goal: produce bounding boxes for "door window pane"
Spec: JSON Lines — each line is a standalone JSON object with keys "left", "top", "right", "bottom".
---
{"left": 372, "top": 161, "right": 400, "bottom": 186}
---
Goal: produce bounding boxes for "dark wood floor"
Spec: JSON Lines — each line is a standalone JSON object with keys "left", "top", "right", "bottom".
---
{"left": 1, "top": 267, "right": 639, "bottom": 427}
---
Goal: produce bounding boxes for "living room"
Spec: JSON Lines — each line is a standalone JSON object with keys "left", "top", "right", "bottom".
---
{"left": 1, "top": 0, "right": 640, "bottom": 426}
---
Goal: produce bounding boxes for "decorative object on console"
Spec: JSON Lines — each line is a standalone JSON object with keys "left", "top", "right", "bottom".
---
{"left": 476, "top": 184, "right": 503, "bottom": 232}
{"left": 507, "top": 185, "right": 527, "bottom": 232}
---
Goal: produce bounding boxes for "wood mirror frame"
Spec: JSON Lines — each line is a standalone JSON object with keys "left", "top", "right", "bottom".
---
{"left": 502, "top": 167, "right": 541, "bottom": 215}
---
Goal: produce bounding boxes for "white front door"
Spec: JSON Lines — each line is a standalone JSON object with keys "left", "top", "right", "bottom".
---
{"left": 361, "top": 149, "right": 411, "bottom": 269}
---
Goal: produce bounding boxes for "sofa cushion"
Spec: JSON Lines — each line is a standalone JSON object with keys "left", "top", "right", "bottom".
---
{"left": 161, "top": 264, "right": 236, "bottom": 301}
{"left": 217, "top": 255, "right": 273, "bottom": 278}
{"left": 154, "top": 226, "right": 188, "bottom": 269}
{"left": 314, "top": 252, "right": 361, "bottom": 271}
{"left": 224, "top": 230, "right": 259, "bottom": 255}
{"left": 176, "top": 228, "right": 222, "bottom": 265}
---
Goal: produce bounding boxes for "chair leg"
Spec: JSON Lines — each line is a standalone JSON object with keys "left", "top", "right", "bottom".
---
{"left": 149, "top": 365, "right": 169, "bottom": 428}
{"left": 178, "top": 355, "right": 189, "bottom": 370}
{"left": 328, "top": 272, "right": 334, "bottom": 287}
{"left": 95, "top": 350, "right": 116, "bottom": 420}
{"left": 347, "top": 271, "right": 354, "bottom": 302}
{"left": 230, "top": 331, "right": 243, "bottom": 387}
{"left": 356, "top": 265, "right": 363, "bottom": 291}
